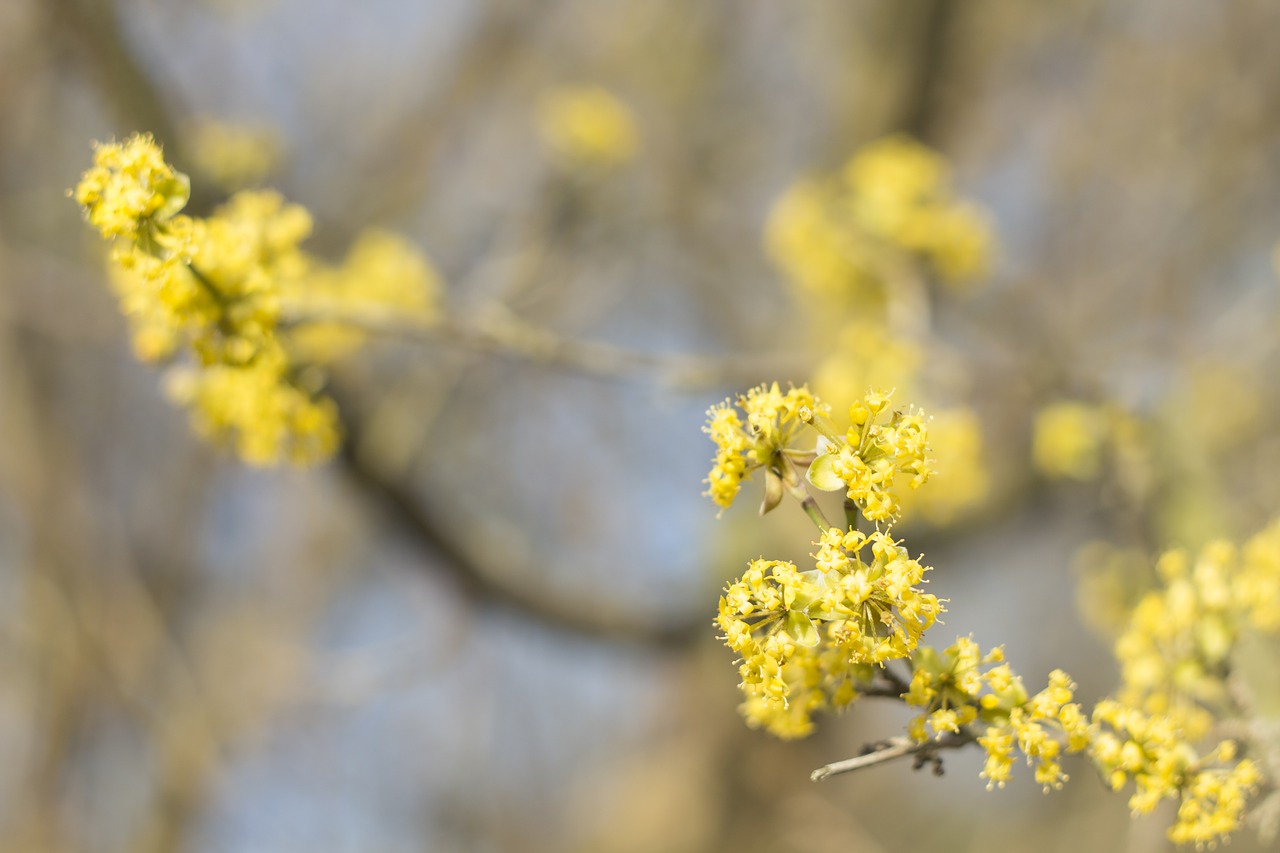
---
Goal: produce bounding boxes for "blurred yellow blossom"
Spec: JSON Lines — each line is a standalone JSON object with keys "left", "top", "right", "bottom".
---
{"left": 167, "top": 343, "right": 340, "bottom": 466}
{"left": 1090, "top": 700, "right": 1258, "bottom": 848}
{"left": 74, "top": 133, "right": 446, "bottom": 466}
{"left": 537, "top": 85, "right": 638, "bottom": 171}
{"left": 282, "top": 229, "right": 443, "bottom": 363}
{"left": 767, "top": 134, "right": 993, "bottom": 305}
{"left": 895, "top": 409, "right": 989, "bottom": 526}
{"left": 187, "top": 118, "right": 281, "bottom": 190}
{"left": 811, "top": 320, "right": 922, "bottom": 410}
{"left": 1032, "top": 401, "right": 1111, "bottom": 481}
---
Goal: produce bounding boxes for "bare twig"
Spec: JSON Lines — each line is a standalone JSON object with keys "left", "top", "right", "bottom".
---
{"left": 811, "top": 730, "right": 975, "bottom": 781}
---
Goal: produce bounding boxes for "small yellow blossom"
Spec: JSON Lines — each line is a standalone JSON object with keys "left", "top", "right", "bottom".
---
{"left": 537, "top": 86, "right": 638, "bottom": 171}
{"left": 74, "top": 133, "right": 190, "bottom": 240}
{"left": 1090, "top": 700, "right": 1257, "bottom": 848}
{"left": 811, "top": 320, "right": 922, "bottom": 411}
{"left": 74, "top": 133, "right": 442, "bottom": 467}
{"left": 1032, "top": 401, "right": 1110, "bottom": 481}
{"left": 805, "top": 388, "right": 933, "bottom": 522}
{"left": 187, "top": 118, "right": 281, "bottom": 190}
{"left": 766, "top": 134, "right": 993, "bottom": 304}
{"left": 167, "top": 344, "right": 341, "bottom": 466}
{"left": 283, "top": 229, "right": 443, "bottom": 363}
{"left": 703, "top": 383, "right": 827, "bottom": 510}
{"left": 895, "top": 408, "right": 990, "bottom": 526}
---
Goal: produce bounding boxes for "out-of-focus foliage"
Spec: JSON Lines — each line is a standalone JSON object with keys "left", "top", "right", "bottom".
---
{"left": 74, "top": 134, "right": 441, "bottom": 466}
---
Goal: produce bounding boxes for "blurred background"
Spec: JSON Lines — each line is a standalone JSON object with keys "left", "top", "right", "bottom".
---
{"left": 5, "top": 0, "right": 1280, "bottom": 850}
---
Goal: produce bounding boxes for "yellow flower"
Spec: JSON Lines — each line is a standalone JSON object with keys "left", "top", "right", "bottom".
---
{"left": 805, "top": 388, "right": 933, "bottom": 523}
{"left": 74, "top": 132, "right": 424, "bottom": 467}
{"left": 766, "top": 134, "right": 993, "bottom": 304}
{"left": 895, "top": 408, "right": 990, "bottom": 526}
{"left": 1032, "top": 401, "right": 1110, "bottom": 481}
{"left": 717, "top": 529, "right": 939, "bottom": 738}
{"left": 537, "top": 86, "right": 638, "bottom": 171}
{"left": 187, "top": 118, "right": 281, "bottom": 191}
{"left": 703, "top": 383, "right": 826, "bottom": 510}
{"left": 166, "top": 343, "right": 340, "bottom": 466}
{"left": 282, "top": 229, "right": 443, "bottom": 363}
{"left": 74, "top": 133, "right": 190, "bottom": 240}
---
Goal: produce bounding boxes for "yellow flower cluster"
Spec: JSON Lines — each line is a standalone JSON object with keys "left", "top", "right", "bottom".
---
{"left": 806, "top": 389, "right": 933, "bottom": 522}
{"left": 902, "top": 638, "right": 1090, "bottom": 791}
{"left": 768, "top": 137, "right": 995, "bottom": 529}
{"left": 702, "top": 382, "right": 826, "bottom": 510}
{"left": 979, "top": 669, "right": 1092, "bottom": 793}
{"left": 1091, "top": 701, "right": 1259, "bottom": 848}
{"left": 766, "top": 134, "right": 992, "bottom": 304}
{"left": 74, "top": 133, "right": 191, "bottom": 239}
{"left": 281, "top": 229, "right": 442, "bottom": 364}
{"left": 1115, "top": 526, "right": 1280, "bottom": 734}
{"left": 74, "top": 133, "right": 442, "bottom": 466}
{"left": 716, "top": 529, "right": 942, "bottom": 738}
{"left": 1032, "top": 401, "right": 1113, "bottom": 481}
{"left": 537, "top": 85, "right": 638, "bottom": 172}
{"left": 166, "top": 351, "right": 340, "bottom": 466}
{"left": 187, "top": 118, "right": 281, "bottom": 191}
{"left": 1082, "top": 522, "right": 1280, "bottom": 845}
{"left": 806, "top": 316, "right": 991, "bottom": 530}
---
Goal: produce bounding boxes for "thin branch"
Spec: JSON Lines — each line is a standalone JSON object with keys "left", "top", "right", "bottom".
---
{"left": 281, "top": 299, "right": 810, "bottom": 389}
{"left": 811, "top": 730, "right": 975, "bottom": 781}
{"left": 894, "top": 0, "right": 958, "bottom": 145}
{"left": 332, "top": 406, "right": 710, "bottom": 651}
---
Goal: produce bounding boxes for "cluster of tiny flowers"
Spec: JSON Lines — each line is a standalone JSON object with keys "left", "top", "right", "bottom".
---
{"left": 1116, "top": 525, "right": 1280, "bottom": 735}
{"left": 536, "top": 85, "right": 638, "bottom": 172}
{"left": 806, "top": 389, "right": 933, "bottom": 522}
{"left": 1085, "top": 522, "right": 1280, "bottom": 846}
{"left": 1031, "top": 401, "right": 1113, "bottom": 481}
{"left": 902, "top": 638, "right": 1090, "bottom": 792}
{"left": 280, "top": 229, "right": 442, "bottom": 364}
{"left": 74, "top": 133, "right": 441, "bottom": 466}
{"left": 1091, "top": 701, "right": 1259, "bottom": 848}
{"left": 74, "top": 133, "right": 191, "bottom": 240}
{"left": 982, "top": 669, "right": 1092, "bottom": 793}
{"left": 702, "top": 383, "right": 827, "bottom": 510}
{"left": 766, "top": 134, "right": 991, "bottom": 303}
{"left": 186, "top": 118, "right": 281, "bottom": 191}
{"left": 716, "top": 529, "right": 941, "bottom": 738}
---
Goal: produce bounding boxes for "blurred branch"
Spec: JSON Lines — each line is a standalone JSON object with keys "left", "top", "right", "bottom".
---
{"left": 283, "top": 299, "right": 809, "bottom": 389}
{"left": 335, "top": 409, "right": 709, "bottom": 651}
{"left": 893, "top": 0, "right": 958, "bottom": 144}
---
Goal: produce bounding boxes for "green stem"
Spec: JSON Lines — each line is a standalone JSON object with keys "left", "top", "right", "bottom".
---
{"left": 186, "top": 262, "right": 228, "bottom": 307}
{"left": 802, "top": 409, "right": 844, "bottom": 446}
{"left": 782, "top": 456, "right": 831, "bottom": 532}
{"left": 844, "top": 496, "right": 862, "bottom": 532}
